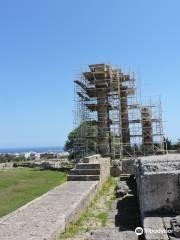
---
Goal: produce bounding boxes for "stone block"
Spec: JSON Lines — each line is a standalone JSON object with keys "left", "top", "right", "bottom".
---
{"left": 99, "top": 157, "right": 110, "bottom": 185}
{"left": 115, "top": 182, "right": 129, "bottom": 198}
{"left": 76, "top": 163, "right": 100, "bottom": 169}
{"left": 70, "top": 169, "right": 100, "bottom": 175}
{"left": 83, "top": 154, "right": 101, "bottom": 163}
{"left": 122, "top": 158, "right": 136, "bottom": 174}
{"left": 110, "top": 166, "right": 121, "bottom": 177}
{"left": 171, "top": 216, "right": 180, "bottom": 238}
{"left": 136, "top": 155, "right": 180, "bottom": 218}
{"left": 143, "top": 217, "right": 169, "bottom": 240}
{"left": 67, "top": 175, "right": 100, "bottom": 181}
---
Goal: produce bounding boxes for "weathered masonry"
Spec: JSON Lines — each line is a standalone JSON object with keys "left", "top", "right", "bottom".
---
{"left": 136, "top": 154, "right": 180, "bottom": 240}
{"left": 74, "top": 63, "right": 165, "bottom": 160}
{"left": 137, "top": 155, "right": 180, "bottom": 217}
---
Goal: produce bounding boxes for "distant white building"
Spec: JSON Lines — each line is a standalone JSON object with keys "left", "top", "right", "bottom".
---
{"left": 25, "top": 152, "right": 36, "bottom": 160}
{"left": 57, "top": 152, "right": 69, "bottom": 158}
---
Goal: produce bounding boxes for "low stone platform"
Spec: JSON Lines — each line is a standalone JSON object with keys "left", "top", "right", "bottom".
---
{"left": 0, "top": 181, "right": 99, "bottom": 240}
{"left": 143, "top": 215, "right": 180, "bottom": 240}
{"left": 68, "top": 155, "right": 110, "bottom": 185}
{"left": 136, "top": 154, "right": 180, "bottom": 217}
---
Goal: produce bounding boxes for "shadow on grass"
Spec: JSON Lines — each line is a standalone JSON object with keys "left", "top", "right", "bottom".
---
{"left": 16, "top": 166, "right": 72, "bottom": 174}
{"left": 38, "top": 167, "right": 71, "bottom": 174}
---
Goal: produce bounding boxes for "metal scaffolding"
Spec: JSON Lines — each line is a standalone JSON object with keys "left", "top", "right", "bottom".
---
{"left": 73, "top": 63, "right": 165, "bottom": 160}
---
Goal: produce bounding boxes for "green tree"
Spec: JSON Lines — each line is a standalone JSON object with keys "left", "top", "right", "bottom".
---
{"left": 174, "top": 139, "right": 180, "bottom": 150}
{"left": 64, "top": 123, "right": 97, "bottom": 160}
{"left": 64, "top": 127, "right": 79, "bottom": 155}
{"left": 164, "top": 137, "right": 172, "bottom": 150}
{"left": 163, "top": 138, "right": 180, "bottom": 151}
{"left": 0, "top": 154, "right": 26, "bottom": 163}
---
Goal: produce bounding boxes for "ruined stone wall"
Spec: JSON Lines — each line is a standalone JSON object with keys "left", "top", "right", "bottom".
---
{"left": 0, "top": 162, "right": 14, "bottom": 169}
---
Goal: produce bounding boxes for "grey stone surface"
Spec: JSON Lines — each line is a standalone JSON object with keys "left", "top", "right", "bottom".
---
{"left": 67, "top": 175, "right": 100, "bottom": 181}
{"left": 138, "top": 155, "right": 180, "bottom": 173}
{"left": 90, "top": 176, "right": 138, "bottom": 240}
{"left": 143, "top": 217, "right": 169, "bottom": 240}
{"left": 99, "top": 157, "right": 111, "bottom": 184}
{"left": 111, "top": 160, "right": 121, "bottom": 167}
{"left": 136, "top": 154, "right": 180, "bottom": 217}
{"left": 143, "top": 215, "right": 180, "bottom": 240}
{"left": 91, "top": 227, "right": 138, "bottom": 240}
{"left": 83, "top": 154, "right": 101, "bottom": 163}
{"left": 119, "top": 231, "right": 138, "bottom": 240}
{"left": 70, "top": 169, "right": 100, "bottom": 175}
{"left": 0, "top": 181, "right": 99, "bottom": 240}
{"left": 91, "top": 227, "right": 121, "bottom": 239}
{"left": 171, "top": 216, "right": 180, "bottom": 238}
{"left": 111, "top": 159, "right": 122, "bottom": 177}
{"left": 115, "top": 182, "right": 129, "bottom": 198}
{"left": 122, "top": 158, "right": 136, "bottom": 175}
{"left": 76, "top": 163, "right": 100, "bottom": 169}
{"left": 110, "top": 166, "right": 121, "bottom": 177}
{"left": 163, "top": 216, "right": 172, "bottom": 229}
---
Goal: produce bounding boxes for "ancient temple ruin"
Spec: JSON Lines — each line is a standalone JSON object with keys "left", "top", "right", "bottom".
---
{"left": 74, "top": 63, "right": 165, "bottom": 160}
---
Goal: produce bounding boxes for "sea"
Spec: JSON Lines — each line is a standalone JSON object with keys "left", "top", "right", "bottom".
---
{"left": 0, "top": 146, "right": 64, "bottom": 154}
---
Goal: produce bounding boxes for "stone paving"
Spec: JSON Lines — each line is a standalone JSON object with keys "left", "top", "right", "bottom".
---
{"left": 0, "top": 181, "right": 99, "bottom": 240}
{"left": 90, "top": 175, "right": 139, "bottom": 240}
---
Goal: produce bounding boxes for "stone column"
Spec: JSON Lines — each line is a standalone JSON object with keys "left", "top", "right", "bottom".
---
{"left": 141, "top": 107, "right": 153, "bottom": 154}
{"left": 96, "top": 88, "right": 110, "bottom": 157}
{"left": 120, "top": 86, "right": 130, "bottom": 154}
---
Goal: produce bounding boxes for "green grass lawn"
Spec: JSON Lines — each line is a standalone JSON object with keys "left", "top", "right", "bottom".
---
{"left": 0, "top": 168, "right": 67, "bottom": 217}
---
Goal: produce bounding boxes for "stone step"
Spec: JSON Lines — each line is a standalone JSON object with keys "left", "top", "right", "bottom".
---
{"left": 67, "top": 175, "right": 100, "bottom": 181}
{"left": 76, "top": 163, "right": 100, "bottom": 170}
{"left": 91, "top": 228, "right": 138, "bottom": 240}
{"left": 91, "top": 228, "right": 121, "bottom": 239}
{"left": 120, "top": 174, "right": 130, "bottom": 181}
{"left": 91, "top": 237, "right": 119, "bottom": 240}
{"left": 70, "top": 169, "right": 100, "bottom": 175}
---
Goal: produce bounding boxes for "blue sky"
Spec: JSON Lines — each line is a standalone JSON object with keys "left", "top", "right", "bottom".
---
{"left": 0, "top": 0, "right": 179, "bottom": 147}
